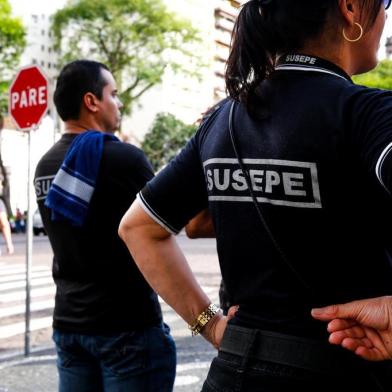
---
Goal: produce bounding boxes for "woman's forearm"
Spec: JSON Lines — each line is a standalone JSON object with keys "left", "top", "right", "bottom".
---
{"left": 119, "top": 201, "right": 213, "bottom": 325}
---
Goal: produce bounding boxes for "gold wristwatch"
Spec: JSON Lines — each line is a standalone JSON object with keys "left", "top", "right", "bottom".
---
{"left": 188, "top": 304, "right": 220, "bottom": 336}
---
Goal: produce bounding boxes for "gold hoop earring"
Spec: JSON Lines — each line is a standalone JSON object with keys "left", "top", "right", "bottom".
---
{"left": 342, "top": 22, "right": 363, "bottom": 43}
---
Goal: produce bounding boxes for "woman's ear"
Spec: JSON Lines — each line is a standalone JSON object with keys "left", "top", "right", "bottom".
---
{"left": 338, "top": 0, "right": 357, "bottom": 27}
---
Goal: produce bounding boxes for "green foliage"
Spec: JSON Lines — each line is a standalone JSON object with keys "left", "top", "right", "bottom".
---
{"left": 353, "top": 60, "right": 392, "bottom": 90}
{"left": 142, "top": 112, "right": 197, "bottom": 171}
{"left": 0, "top": 0, "right": 26, "bottom": 115}
{"left": 52, "top": 0, "right": 201, "bottom": 116}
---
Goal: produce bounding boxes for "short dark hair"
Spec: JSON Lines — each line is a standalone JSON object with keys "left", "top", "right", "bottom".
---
{"left": 54, "top": 60, "right": 110, "bottom": 121}
{"left": 226, "top": 0, "right": 383, "bottom": 116}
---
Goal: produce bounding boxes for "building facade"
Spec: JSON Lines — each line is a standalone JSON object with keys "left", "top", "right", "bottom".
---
{"left": 386, "top": 36, "right": 392, "bottom": 59}
{"left": 124, "top": 0, "right": 243, "bottom": 143}
{"left": 2, "top": 5, "right": 60, "bottom": 213}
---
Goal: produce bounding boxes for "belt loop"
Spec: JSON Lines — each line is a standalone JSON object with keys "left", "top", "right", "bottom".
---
{"left": 234, "top": 328, "right": 258, "bottom": 392}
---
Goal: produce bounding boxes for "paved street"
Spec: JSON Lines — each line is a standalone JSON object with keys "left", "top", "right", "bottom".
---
{"left": 0, "top": 232, "right": 221, "bottom": 391}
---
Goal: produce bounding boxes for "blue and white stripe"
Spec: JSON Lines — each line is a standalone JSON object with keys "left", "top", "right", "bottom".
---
{"left": 52, "top": 167, "right": 94, "bottom": 204}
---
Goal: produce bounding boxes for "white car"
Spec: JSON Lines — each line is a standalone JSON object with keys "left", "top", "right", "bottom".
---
{"left": 33, "top": 209, "right": 46, "bottom": 236}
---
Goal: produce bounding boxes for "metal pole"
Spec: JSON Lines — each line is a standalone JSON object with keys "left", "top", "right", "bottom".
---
{"left": 25, "top": 128, "right": 34, "bottom": 357}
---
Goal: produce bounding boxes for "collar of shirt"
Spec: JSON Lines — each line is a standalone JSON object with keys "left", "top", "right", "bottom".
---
{"left": 275, "top": 54, "right": 353, "bottom": 83}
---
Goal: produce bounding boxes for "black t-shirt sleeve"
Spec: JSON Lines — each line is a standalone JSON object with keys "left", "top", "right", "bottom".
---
{"left": 138, "top": 135, "right": 208, "bottom": 234}
{"left": 348, "top": 87, "right": 392, "bottom": 194}
{"left": 127, "top": 147, "right": 155, "bottom": 188}
{"left": 103, "top": 142, "right": 155, "bottom": 198}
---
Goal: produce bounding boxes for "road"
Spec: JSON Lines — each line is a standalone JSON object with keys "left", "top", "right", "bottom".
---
{"left": 0, "top": 232, "right": 221, "bottom": 391}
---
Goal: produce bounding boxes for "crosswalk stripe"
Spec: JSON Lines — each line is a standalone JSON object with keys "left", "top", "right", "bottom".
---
{"left": 162, "top": 313, "right": 181, "bottom": 324}
{"left": 0, "top": 266, "right": 49, "bottom": 275}
{"left": 0, "top": 271, "right": 51, "bottom": 284}
{"left": 158, "top": 286, "right": 217, "bottom": 306}
{"left": 0, "top": 277, "right": 54, "bottom": 292}
{"left": 0, "top": 299, "right": 54, "bottom": 318}
{"left": 0, "top": 286, "right": 55, "bottom": 303}
{"left": 0, "top": 316, "right": 52, "bottom": 339}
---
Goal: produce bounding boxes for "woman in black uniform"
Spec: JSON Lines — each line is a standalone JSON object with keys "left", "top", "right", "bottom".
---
{"left": 119, "top": 0, "right": 392, "bottom": 390}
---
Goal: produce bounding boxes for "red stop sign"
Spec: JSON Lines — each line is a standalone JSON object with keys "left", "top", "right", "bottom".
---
{"left": 9, "top": 65, "right": 49, "bottom": 131}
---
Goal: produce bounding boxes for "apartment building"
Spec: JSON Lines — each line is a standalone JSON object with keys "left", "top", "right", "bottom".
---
{"left": 1, "top": 4, "right": 60, "bottom": 212}
{"left": 386, "top": 36, "right": 392, "bottom": 58}
{"left": 124, "top": 0, "right": 244, "bottom": 142}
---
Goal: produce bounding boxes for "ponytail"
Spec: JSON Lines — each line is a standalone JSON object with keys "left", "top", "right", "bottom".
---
{"left": 225, "top": 0, "right": 382, "bottom": 117}
{"left": 226, "top": 0, "right": 276, "bottom": 116}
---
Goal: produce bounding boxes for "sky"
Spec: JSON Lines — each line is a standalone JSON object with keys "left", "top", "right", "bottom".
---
{"left": 10, "top": 0, "right": 67, "bottom": 15}
{"left": 8, "top": 0, "right": 392, "bottom": 59}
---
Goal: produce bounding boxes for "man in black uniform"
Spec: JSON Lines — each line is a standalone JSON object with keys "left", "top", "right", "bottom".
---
{"left": 34, "top": 60, "right": 176, "bottom": 392}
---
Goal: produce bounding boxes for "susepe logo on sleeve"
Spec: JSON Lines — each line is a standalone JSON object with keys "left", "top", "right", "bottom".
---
{"left": 34, "top": 175, "right": 55, "bottom": 201}
{"left": 203, "top": 158, "right": 322, "bottom": 209}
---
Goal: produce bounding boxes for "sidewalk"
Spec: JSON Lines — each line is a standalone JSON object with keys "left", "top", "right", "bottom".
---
{"left": 0, "top": 345, "right": 57, "bottom": 392}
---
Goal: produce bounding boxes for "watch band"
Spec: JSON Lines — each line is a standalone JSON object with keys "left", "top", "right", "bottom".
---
{"left": 188, "top": 303, "right": 220, "bottom": 336}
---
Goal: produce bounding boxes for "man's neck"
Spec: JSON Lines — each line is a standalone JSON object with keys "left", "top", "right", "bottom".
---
{"left": 64, "top": 121, "right": 100, "bottom": 134}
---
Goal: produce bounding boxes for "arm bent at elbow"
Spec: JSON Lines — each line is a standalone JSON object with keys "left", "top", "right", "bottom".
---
{"left": 119, "top": 200, "right": 228, "bottom": 348}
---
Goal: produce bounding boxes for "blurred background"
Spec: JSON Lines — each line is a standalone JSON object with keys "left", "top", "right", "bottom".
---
{"left": 1, "top": 0, "right": 392, "bottom": 219}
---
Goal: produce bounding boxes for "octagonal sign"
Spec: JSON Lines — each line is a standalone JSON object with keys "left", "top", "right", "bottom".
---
{"left": 9, "top": 65, "right": 48, "bottom": 131}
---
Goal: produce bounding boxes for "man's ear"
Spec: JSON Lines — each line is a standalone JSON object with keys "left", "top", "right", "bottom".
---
{"left": 83, "top": 92, "right": 99, "bottom": 113}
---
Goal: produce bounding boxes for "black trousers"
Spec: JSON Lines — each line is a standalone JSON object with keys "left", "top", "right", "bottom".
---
{"left": 201, "top": 324, "right": 392, "bottom": 392}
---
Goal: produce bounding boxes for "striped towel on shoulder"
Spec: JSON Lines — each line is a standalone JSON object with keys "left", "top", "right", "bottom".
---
{"left": 45, "top": 130, "right": 119, "bottom": 226}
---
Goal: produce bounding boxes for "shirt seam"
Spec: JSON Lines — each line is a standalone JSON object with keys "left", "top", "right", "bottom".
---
{"left": 136, "top": 193, "right": 179, "bottom": 235}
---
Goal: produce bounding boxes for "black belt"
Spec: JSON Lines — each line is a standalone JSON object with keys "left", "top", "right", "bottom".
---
{"left": 220, "top": 324, "right": 359, "bottom": 374}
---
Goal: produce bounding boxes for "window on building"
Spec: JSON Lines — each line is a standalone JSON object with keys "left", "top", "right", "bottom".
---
{"left": 41, "top": 29, "right": 45, "bottom": 36}
{"left": 32, "top": 58, "right": 37, "bottom": 64}
{"left": 41, "top": 60, "right": 45, "bottom": 67}
{"left": 32, "top": 14, "right": 38, "bottom": 23}
{"left": 386, "top": 37, "right": 392, "bottom": 58}
{"left": 41, "top": 45, "right": 45, "bottom": 51}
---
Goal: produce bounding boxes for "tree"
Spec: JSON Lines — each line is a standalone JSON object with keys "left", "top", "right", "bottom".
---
{"left": 142, "top": 113, "right": 197, "bottom": 171}
{"left": 353, "top": 60, "right": 392, "bottom": 89}
{"left": 0, "top": 0, "right": 26, "bottom": 113}
{"left": 0, "top": 0, "right": 26, "bottom": 215}
{"left": 52, "top": 0, "right": 200, "bottom": 119}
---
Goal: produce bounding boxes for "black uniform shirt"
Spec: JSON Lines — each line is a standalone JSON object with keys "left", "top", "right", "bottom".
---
{"left": 34, "top": 133, "right": 162, "bottom": 333}
{"left": 139, "top": 55, "right": 392, "bottom": 339}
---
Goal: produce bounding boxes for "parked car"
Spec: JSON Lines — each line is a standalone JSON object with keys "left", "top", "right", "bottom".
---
{"left": 33, "top": 209, "right": 46, "bottom": 236}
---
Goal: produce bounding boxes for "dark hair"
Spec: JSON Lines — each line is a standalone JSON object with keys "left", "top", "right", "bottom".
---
{"left": 226, "top": 0, "right": 383, "bottom": 115}
{"left": 54, "top": 60, "right": 110, "bottom": 121}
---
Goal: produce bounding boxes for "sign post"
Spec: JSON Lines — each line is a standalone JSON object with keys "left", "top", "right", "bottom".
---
{"left": 9, "top": 65, "right": 48, "bottom": 356}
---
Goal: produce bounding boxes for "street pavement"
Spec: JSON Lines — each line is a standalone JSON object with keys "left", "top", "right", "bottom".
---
{"left": 0, "top": 232, "right": 221, "bottom": 391}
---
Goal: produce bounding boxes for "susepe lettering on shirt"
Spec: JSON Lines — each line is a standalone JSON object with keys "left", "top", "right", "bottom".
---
{"left": 35, "top": 175, "right": 55, "bottom": 201}
{"left": 285, "top": 54, "right": 316, "bottom": 65}
{"left": 203, "top": 158, "right": 322, "bottom": 209}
